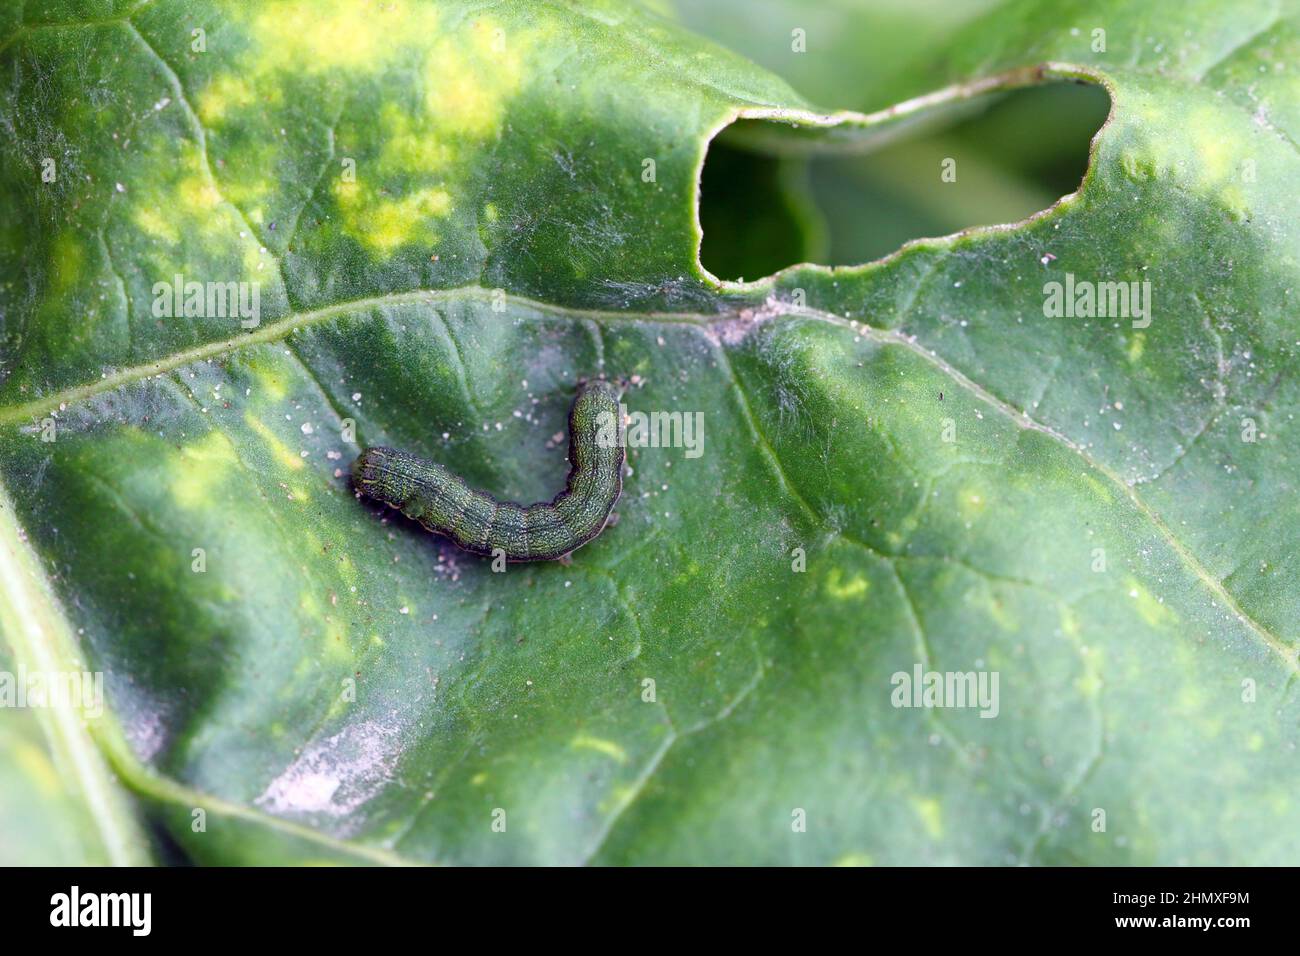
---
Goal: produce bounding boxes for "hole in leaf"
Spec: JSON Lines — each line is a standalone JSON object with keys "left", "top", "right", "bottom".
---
{"left": 698, "top": 81, "right": 1111, "bottom": 283}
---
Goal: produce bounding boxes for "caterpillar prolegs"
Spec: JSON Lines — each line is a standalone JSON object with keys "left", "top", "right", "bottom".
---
{"left": 352, "top": 380, "right": 624, "bottom": 561}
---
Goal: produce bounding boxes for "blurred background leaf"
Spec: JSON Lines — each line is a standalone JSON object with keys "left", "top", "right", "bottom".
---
{"left": 681, "top": 0, "right": 1111, "bottom": 276}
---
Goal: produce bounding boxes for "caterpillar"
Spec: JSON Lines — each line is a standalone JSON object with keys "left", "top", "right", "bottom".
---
{"left": 352, "top": 380, "right": 624, "bottom": 561}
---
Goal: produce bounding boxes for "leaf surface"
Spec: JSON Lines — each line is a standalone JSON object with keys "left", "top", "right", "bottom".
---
{"left": 1, "top": 0, "right": 1297, "bottom": 864}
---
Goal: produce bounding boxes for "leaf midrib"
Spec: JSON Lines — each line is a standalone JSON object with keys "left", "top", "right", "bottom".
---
{"left": 4, "top": 281, "right": 1295, "bottom": 679}
{"left": 0, "top": 285, "right": 718, "bottom": 425}
{"left": 0, "top": 477, "right": 148, "bottom": 865}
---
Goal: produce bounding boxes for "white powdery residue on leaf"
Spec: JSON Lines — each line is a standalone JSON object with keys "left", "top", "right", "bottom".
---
{"left": 707, "top": 295, "right": 792, "bottom": 345}
{"left": 123, "top": 706, "right": 170, "bottom": 763}
{"left": 253, "top": 714, "right": 406, "bottom": 824}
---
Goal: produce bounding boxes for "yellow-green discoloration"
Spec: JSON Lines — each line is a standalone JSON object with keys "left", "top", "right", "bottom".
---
{"left": 245, "top": 413, "right": 306, "bottom": 473}
{"left": 251, "top": 0, "right": 442, "bottom": 72}
{"left": 1188, "top": 107, "right": 1235, "bottom": 183}
{"left": 1121, "top": 95, "right": 1259, "bottom": 221}
{"left": 173, "top": 430, "right": 241, "bottom": 508}
{"left": 1075, "top": 653, "right": 1105, "bottom": 699}
{"left": 195, "top": 2, "right": 542, "bottom": 256}
{"left": 1081, "top": 474, "right": 1113, "bottom": 504}
{"left": 50, "top": 230, "right": 85, "bottom": 294}
{"left": 824, "top": 567, "right": 870, "bottom": 599}
{"left": 196, "top": 73, "right": 264, "bottom": 126}
{"left": 833, "top": 852, "right": 874, "bottom": 866}
{"left": 423, "top": 17, "right": 528, "bottom": 137}
{"left": 12, "top": 740, "right": 63, "bottom": 796}
{"left": 1125, "top": 577, "right": 1177, "bottom": 629}
{"left": 333, "top": 182, "right": 452, "bottom": 254}
{"left": 571, "top": 735, "right": 629, "bottom": 763}
{"left": 957, "top": 485, "right": 989, "bottom": 522}
{"left": 914, "top": 797, "right": 944, "bottom": 839}
{"left": 133, "top": 206, "right": 180, "bottom": 245}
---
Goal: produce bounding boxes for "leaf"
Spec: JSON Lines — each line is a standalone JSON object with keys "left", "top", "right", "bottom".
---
{"left": 0, "top": 0, "right": 1297, "bottom": 865}
{"left": 670, "top": 0, "right": 1004, "bottom": 112}
{"left": 0, "top": 500, "right": 146, "bottom": 864}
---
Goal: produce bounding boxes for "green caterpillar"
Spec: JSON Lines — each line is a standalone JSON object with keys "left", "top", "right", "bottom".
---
{"left": 352, "top": 380, "right": 624, "bottom": 561}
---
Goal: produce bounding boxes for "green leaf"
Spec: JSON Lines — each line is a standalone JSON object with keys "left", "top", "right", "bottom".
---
{"left": 0, "top": 481, "right": 149, "bottom": 865}
{"left": 1, "top": 0, "right": 1297, "bottom": 865}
